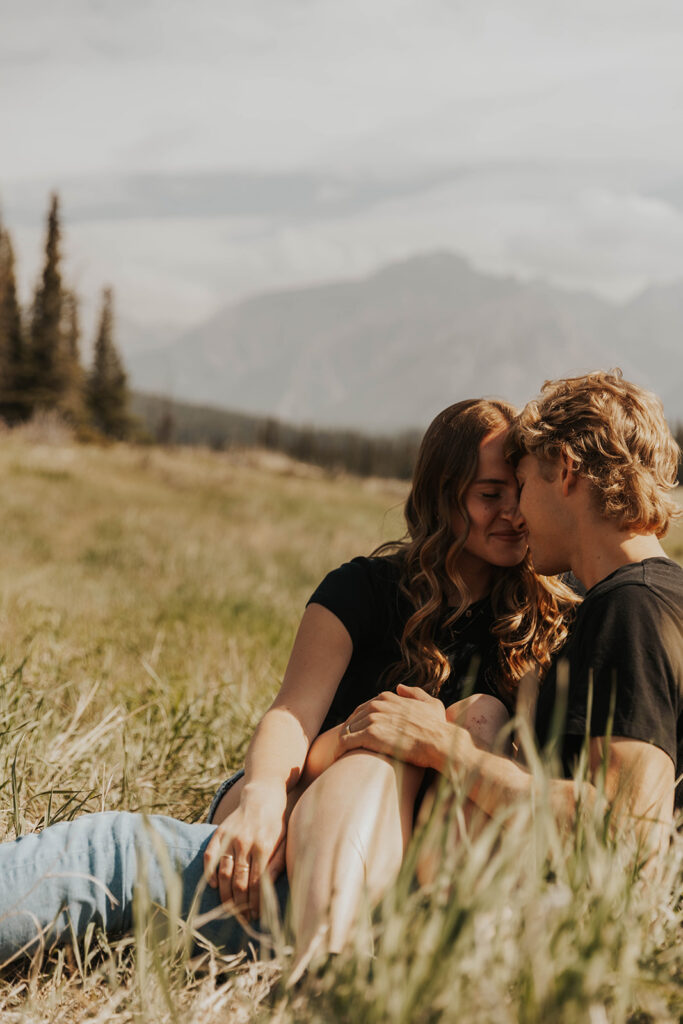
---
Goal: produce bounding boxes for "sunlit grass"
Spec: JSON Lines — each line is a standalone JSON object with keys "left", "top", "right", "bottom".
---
{"left": 0, "top": 436, "right": 680, "bottom": 1022}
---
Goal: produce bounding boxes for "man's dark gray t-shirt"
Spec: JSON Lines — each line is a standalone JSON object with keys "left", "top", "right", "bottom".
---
{"left": 534, "top": 557, "right": 683, "bottom": 807}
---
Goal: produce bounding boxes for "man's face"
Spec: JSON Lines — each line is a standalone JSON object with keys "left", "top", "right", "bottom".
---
{"left": 515, "top": 454, "right": 572, "bottom": 575}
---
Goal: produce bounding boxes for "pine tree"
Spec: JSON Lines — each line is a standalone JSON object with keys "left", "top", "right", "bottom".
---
{"left": 87, "top": 287, "right": 131, "bottom": 438}
{"left": 28, "top": 192, "right": 69, "bottom": 409}
{"left": 0, "top": 226, "right": 28, "bottom": 424}
{"left": 59, "top": 289, "right": 86, "bottom": 425}
{"left": 61, "top": 289, "right": 80, "bottom": 365}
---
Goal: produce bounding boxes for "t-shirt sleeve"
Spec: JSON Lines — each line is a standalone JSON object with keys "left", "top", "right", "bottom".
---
{"left": 564, "top": 586, "right": 679, "bottom": 767}
{"left": 306, "top": 557, "right": 392, "bottom": 651}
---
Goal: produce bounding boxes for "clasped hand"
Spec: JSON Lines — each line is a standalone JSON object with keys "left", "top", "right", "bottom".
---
{"left": 337, "top": 683, "right": 449, "bottom": 766}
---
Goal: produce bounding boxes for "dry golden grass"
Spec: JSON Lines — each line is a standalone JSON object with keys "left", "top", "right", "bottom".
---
{"left": 0, "top": 436, "right": 681, "bottom": 1023}
{"left": 0, "top": 437, "right": 406, "bottom": 833}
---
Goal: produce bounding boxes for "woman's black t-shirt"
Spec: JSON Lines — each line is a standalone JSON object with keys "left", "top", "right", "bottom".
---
{"left": 534, "top": 557, "right": 683, "bottom": 807}
{"left": 307, "top": 555, "right": 502, "bottom": 733}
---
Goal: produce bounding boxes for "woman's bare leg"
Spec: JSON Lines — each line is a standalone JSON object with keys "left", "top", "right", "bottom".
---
{"left": 286, "top": 750, "right": 423, "bottom": 964}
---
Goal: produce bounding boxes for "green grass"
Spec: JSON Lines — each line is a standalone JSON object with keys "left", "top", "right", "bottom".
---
{"left": 0, "top": 435, "right": 680, "bottom": 1022}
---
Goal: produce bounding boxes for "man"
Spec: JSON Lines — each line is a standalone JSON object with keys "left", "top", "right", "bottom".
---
{"left": 340, "top": 370, "right": 683, "bottom": 848}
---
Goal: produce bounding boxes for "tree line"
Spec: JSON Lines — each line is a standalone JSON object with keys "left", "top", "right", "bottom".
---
{"left": 132, "top": 391, "right": 422, "bottom": 480}
{"left": 0, "top": 194, "right": 132, "bottom": 438}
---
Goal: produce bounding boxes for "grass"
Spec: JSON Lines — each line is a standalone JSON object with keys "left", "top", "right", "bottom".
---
{"left": 0, "top": 433, "right": 681, "bottom": 1022}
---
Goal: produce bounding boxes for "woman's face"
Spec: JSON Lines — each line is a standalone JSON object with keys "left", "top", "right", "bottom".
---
{"left": 453, "top": 427, "right": 528, "bottom": 578}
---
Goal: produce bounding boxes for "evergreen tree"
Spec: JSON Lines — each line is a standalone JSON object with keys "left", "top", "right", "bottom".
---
{"left": 87, "top": 287, "right": 131, "bottom": 438}
{"left": 59, "top": 289, "right": 86, "bottom": 425}
{"left": 0, "top": 226, "right": 28, "bottom": 424}
{"left": 61, "top": 289, "right": 80, "bottom": 365}
{"left": 28, "top": 192, "right": 69, "bottom": 409}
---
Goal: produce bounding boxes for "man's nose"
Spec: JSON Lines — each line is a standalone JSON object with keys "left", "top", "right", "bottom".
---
{"left": 511, "top": 503, "right": 526, "bottom": 531}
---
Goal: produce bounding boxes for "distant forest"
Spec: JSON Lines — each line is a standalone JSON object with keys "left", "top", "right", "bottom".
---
{"left": 131, "top": 391, "right": 422, "bottom": 480}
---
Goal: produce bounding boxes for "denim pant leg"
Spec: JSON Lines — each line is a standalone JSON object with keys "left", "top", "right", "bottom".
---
{"left": 0, "top": 811, "right": 286, "bottom": 965}
{"left": 206, "top": 769, "right": 245, "bottom": 823}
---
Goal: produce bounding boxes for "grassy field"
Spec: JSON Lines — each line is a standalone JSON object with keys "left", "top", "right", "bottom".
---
{"left": 0, "top": 433, "right": 681, "bottom": 1022}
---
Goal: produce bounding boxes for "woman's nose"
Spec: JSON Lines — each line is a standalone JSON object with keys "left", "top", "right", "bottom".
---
{"left": 502, "top": 499, "right": 526, "bottom": 531}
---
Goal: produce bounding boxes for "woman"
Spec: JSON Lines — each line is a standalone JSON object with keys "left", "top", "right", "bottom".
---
{"left": 0, "top": 399, "right": 576, "bottom": 967}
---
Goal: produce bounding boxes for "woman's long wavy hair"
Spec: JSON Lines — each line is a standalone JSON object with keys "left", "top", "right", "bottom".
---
{"left": 377, "top": 399, "right": 579, "bottom": 698}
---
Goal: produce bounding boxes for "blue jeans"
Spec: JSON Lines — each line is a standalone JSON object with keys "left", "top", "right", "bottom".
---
{"left": 0, "top": 782, "right": 287, "bottom": 966}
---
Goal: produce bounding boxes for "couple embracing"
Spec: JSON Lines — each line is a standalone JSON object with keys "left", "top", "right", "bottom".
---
{"left": 0, "top": 370, "right": 681, "bottom": 969}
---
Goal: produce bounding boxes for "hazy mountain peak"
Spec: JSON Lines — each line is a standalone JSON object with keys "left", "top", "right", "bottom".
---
{"left": 128, "top": 251, "right": 683, "bottom": 430}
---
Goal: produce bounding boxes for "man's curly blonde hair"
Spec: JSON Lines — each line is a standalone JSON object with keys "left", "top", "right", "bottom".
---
{"left": 505, "top": 370, "right": 681, "bottom": 538}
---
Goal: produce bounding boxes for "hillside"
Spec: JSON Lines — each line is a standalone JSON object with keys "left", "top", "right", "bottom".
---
{"left": 128, "top": 252, "right": 683, "bottom": 431}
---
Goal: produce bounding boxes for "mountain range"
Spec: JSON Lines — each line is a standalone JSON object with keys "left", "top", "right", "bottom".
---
{"left": 127, "top": 252, "right": 683, "bottom": 432}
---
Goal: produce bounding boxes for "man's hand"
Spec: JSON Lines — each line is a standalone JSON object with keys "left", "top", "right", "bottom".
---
{"left": 203, "top": 780, "right": 287, "bottom": 921}
{"left": 337, "top": 684, "right": 450, "bottom": 767}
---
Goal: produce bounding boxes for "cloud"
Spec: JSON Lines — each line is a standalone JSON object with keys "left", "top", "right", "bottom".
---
{"left": 2, "top": 0, "right": 683, "bottom": 179}
{"left": 3, "top": 1, "right": 683, "bottom": 336}
{"left": 507, "top": 190, "right": 683, "bottom": 296}
{"left": 8, "top": 162, "right": 683, "bottom": 342}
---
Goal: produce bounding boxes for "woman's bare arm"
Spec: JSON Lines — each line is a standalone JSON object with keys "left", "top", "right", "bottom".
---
{"left": 203, "top": 603, "right": 352, "bottom": 918}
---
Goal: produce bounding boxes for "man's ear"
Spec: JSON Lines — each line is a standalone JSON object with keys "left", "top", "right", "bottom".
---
{"left": 559, "top": 449, "right": 580, "bottom": 496}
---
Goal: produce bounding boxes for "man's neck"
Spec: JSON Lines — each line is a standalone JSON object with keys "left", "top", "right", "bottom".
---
{"left": 570, "top": 527, "right": 668, "bottom": 592}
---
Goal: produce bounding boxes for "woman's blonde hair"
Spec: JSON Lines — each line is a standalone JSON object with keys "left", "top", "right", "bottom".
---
{"left": 377, "top": 399, "right": 578, "bottom": 698}
{"left": 505, "top": 370, "right": 681, "bottom": 538}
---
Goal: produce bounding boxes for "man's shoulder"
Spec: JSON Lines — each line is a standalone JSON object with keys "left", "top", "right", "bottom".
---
{"left": 565, "top": 558, "right": 682, "bottom": 669}
{"left": 585, "top": 557, "right": 683, "bottom": 617}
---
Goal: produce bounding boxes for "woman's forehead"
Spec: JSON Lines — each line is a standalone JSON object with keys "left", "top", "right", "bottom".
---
{"left": 476, "top": 429, "right": 515, "bottom": 478}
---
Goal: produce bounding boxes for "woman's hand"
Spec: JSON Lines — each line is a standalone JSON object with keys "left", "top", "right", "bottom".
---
{"left": 201, "top": 604, "right": 354, "bottom": 921}
{"left": 203, "top": 779, "right": 288, "bottom": 921}
{"left": 337, "top": 684, "right": 450, "bottom": 768}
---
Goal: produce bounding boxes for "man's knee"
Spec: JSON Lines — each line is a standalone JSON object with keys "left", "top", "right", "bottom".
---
{"left": 446, "top": 694, "right": 509, "bottom": 750}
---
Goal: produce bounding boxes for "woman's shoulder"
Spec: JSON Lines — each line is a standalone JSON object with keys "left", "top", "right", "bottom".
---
{"left": 307, "top": 553, "right": 407, "bottom": 648}
{"left": 313, "top": 553, "right": 404, "bottom": 597}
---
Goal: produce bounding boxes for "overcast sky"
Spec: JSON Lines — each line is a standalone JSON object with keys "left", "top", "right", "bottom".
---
{"left": 2, "top": 0, "right": 683, "bottom": 348}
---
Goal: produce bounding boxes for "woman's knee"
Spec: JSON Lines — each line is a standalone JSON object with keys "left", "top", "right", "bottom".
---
{"left": 286, "top": 750, "right": 421, "bottom": 877}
